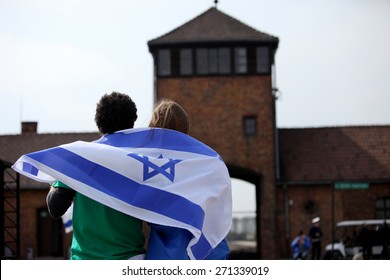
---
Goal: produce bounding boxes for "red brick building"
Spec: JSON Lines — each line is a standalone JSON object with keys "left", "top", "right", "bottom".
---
{"left": 277, "top": 126, "right": 390, "bottom": 257}
{"left": 1, "top": 7, "right": 390, "bottom": 260}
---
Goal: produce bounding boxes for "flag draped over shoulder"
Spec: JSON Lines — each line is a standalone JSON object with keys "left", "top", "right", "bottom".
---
{"left": 12, "top": 128, "right": 232, "bottom": 260}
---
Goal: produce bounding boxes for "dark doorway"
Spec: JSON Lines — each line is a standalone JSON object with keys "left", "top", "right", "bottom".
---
{"left": 37, "top": 208, "right": 63, "bottom": 258}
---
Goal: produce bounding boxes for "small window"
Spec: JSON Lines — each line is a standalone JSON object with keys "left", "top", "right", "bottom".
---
{"left": 180, "top": 49, "right": 193, "bottom": 75}
{"left": 158, "top": 49, "right": 171, "bottom": 76}
{"left": 196, "top": 48, "right": 208, "bottom": 74}
{"left": 209, "top": 48, "right": 218, "bottom": 74}
{"left": 244, "top": 116, "right": 257, "bottom": 136}
{"left": 256, "top": 47, "right": 269, "bottom": 73}
{"left": 196, "top": 48, "right": 231, "bottom": 75}
{"left": 376, "top": 197, "right": 390, "bottom": 219}
{"left": 235, "top": 47, "right": 247, "bottom": 74}
{"left": 219, "top": 48, "right": 231, "bottom": 74}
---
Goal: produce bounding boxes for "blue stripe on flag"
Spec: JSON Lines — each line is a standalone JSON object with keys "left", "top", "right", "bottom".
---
{"left": 27, "top": 147, "right": 205, "bottom": 231}
{"left": 63, "top": 220, "right": 72, "bottom": 228}
{"left": 22, "top": 162, "right": 39, "bottom": 176}
{"left": 191, "top": 234, "right": 212, "bottom": 260}
{"left": 96, "top": 129, "right": 218, "bottom": 157}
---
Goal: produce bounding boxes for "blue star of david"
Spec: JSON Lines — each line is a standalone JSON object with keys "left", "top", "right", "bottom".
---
{"left": 128, "top": 153, "right": 182, "bottom": 182}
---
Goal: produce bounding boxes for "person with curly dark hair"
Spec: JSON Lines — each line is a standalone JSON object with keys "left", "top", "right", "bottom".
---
{"left": 46, "top": 91, "right": 146, "bottom": 260}
{"left": 95, "top": 91, "right": 138, "bottom": 134}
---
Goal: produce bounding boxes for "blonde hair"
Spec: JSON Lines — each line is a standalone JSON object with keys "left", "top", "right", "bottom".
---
{"left": 149, "top": 99, "right": 190, "bottom": 134}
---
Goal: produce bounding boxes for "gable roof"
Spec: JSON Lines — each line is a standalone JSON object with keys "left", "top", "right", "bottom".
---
{"left": 278, "top": 125, "right": 390, "bottom": 184}
{"left": 148, "top": 7, "right": 279, "bottom": 47}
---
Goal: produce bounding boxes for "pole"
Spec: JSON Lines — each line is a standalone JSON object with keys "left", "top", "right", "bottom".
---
{"left": 331, "top": 182, "right": 335, "bottom": 257}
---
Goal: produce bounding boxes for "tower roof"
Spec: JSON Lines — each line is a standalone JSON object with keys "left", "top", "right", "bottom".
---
{"left": 148, "top": 7, "right": 279, "bottom": 47}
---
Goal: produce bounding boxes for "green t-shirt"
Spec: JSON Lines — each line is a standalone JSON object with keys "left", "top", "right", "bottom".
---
{"left": 54, "top": 181, "right": 145, "bottom": 260}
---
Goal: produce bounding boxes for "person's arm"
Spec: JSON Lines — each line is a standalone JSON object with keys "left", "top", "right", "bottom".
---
{"left": 46, "top": 185, "right": 75, "bottom": 219}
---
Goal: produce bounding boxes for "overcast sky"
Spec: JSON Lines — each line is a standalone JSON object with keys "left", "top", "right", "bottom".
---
{"left": 1, "top": 0, "right": 389, "bottom": 136}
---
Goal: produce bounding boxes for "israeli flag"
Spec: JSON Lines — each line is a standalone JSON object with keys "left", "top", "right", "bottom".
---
{"left": 12, "top": 128, "right": 232, "bottom": 260}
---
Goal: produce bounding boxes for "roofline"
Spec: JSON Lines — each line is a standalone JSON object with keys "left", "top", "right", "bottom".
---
{"left": 336, "top": 219, "right": 390, "bottom": 227}
{"left": 0, "top": 131, "right": 99, "bottom": 137}
{"left": 148, "top": 40, "right": 279, "bottom": 52}
{"left": 277, "top": 124, "right": 390, "bottom": 130}
{"left": 276, "top": 178, "right": 390, "bottom": 186}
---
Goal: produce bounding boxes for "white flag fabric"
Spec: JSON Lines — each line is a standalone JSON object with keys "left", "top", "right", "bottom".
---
{"left": 61, "top": 203, "right": 73, "bottom": 234}
{"left": 12, "top": 128, "right": 232, "bottom": 260}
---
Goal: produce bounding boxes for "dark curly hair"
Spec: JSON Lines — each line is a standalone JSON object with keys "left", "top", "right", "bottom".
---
{"left": 95, "top": 91, "right": 137, "bottom": 134}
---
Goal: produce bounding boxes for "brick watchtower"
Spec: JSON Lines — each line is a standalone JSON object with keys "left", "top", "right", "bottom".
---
{"left": 148, "top": 7, "right": 279, "bottom": 259}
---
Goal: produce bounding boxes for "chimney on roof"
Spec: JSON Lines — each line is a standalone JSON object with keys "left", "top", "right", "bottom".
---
{"left": 21, "top": 121, "right": 38, "bottom": 134}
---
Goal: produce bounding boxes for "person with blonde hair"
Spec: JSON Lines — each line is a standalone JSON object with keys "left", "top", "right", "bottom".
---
{"left": 146, "top": 98, "right": 230, "bottom": 260}
{"left": 149, "top": 98, "right": 190, "bottom": 134}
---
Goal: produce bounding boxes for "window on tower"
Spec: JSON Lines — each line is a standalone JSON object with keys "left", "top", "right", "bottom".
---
{"left": 180, "top": 49, "right": 193, "bottom": 75}
{"left": 244, "top": 116, "right": 257, "bottom": 136}
{"left": 234, "top": 47, "right": 247, "bottom": 74}
{"left": 195, "top": 48, "right": 232, "bottom": 75}
{"left": 209, "top": 48, "right": 218, "bottom": 73}
{"left": 155, "top": 46, "right": 271, "bottom": 77}
{"left": 158, "top": 49, "right": 171, "bottom": 76}
{"left": 218, "top": 48, "right": 231, "bottom": 74}
{"left": 256, "top": 47, "right": 269, "bottom": 73}
{"left": 196, "top": 48, "right": 208, "bottom": 74}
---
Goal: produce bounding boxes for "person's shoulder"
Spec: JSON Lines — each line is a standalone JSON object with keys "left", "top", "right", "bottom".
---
{"left": 53, "top": 180, "right": 71, "bottom": 189}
